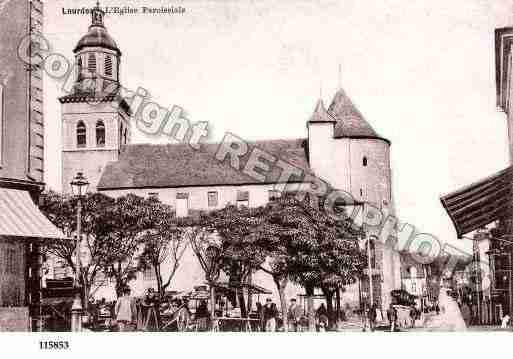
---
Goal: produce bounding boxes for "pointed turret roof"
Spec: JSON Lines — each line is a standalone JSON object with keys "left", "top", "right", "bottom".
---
{"left": 327, "top": 88, "right": 382, "bottom": 139}
{"left": 308, "top": 99, "right": 336, "bottom": 123}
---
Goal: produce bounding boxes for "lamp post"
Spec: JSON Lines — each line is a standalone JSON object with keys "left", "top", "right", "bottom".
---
{"left": 367, "top": 236, "right": 374, "bottom": 306}
{"left": 70, "top": 172, "right": 89, "bottom": 332}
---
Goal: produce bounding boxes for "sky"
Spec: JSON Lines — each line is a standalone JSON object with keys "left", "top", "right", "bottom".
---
{"left": 43, "top": 0, "right": 513, "bottom": 253}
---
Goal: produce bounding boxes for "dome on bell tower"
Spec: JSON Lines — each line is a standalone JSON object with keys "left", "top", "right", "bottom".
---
{"left": 68, "top": 1, "right": 122, "bottom": 95}
{"left": 73, "top": 2, "right": 121, "bottom": 55}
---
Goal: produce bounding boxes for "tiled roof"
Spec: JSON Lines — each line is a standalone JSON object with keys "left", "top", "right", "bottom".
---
{"left": 97, "top": 139, "right": 310, "bottom": 190}
{"left": 440, "top": 166, "right": 513, "bottom": 238}
{"left": 308, "top": 99, "right": 336, "bottom": 123}
{"left": 59, "top": 88, "right": 131, "bottom": 115}
{"left": 327, "top": 88, "right": 383, "bottom": 139}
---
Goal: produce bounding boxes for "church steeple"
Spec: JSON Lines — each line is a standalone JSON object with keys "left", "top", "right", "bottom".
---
{"left": 69, "top": 1, "right": 121, "bottom": 95}
{"left": 91, "top": 1, "right": 105, "bottom": 28}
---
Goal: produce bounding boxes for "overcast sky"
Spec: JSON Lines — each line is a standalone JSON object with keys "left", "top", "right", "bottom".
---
{"left": 43, "top": 0, "right": 513, "bottom": 252}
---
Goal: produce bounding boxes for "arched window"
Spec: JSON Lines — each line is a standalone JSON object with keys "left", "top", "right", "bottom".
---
{"left": 77, "top": 57, "right": 83, "bottom": 80}
{"left": 105, "top": 55, "right": 113, "bottom": 77}
{"left": 363, "top": 156, "right": 368, "bottom": 167}
{"left": 88, "top": 53, "right": 96, "bottom": 74}
{"left": 123, "top": 128, "right": 128, "bottom": 144}
{"left": 96, "top": 120, "right": 105, "bottom": 147}
{"left": 77, "top": 121, "right": 86, "bottom": 148}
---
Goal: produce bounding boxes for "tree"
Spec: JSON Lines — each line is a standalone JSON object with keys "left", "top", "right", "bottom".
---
{"left": 265, "top": 192, "right": 365, "bottom": 331}
{"left": 97, "top": 193, "right": 158, "bottom": 295}
{"left": 138, "top": 199, "right": 188, "bottom": 298}
{"left": 207, "top": 205, "right": 267, "bottom": 317}
{"left": 184, "top": 213, "right": 223, "bottom": 325}
{"left": 255, "top": 199, "right": 298, "bottom": 331}
{"left": 39, "top": 191, "right": 116, "bottom": 309}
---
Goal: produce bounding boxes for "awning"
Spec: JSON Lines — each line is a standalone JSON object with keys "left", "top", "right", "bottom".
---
{"left": 0, "top": 188, "right": 66, "bottom": 240}
{"left": 440, "top": 166, "right": 513, "bottom": 238}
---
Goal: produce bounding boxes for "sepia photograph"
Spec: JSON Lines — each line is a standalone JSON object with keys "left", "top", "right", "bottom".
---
{"left": 0, "top": 0, "right": 513, "bottom": 356}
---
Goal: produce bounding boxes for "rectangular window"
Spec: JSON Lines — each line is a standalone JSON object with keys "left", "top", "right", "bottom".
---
{"left": 5, "top": 247, "right": 16, "bottom": 275}
{"left": 268, "top": 190, "right": 281, "bottom": 201}
{"left": 94, "top": 272, "right": 110, "bottom": 287}
{"left": 495, "top": 270, "right": 510, "bottom": 290}
{"left": 148, "top": 192, "right": 159, "bottom": 199}
{"left": 237, "top": 191, "right": 249, "bottom": 208}
{"left": 144, "top": 266, "right": 156, "bottom": 281}
{"left": 176, "top": 193, "right": 189, "bottom": 217}
{"left": 208, "top": 191, "right": 218, "bottom": 207}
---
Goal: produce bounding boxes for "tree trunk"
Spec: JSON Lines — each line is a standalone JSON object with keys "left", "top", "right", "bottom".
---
{"left": 238, "top": 289, "right": 247, "bottom": 318}
{"left": 272, "top": 275, "right": 288, "bottom": 331}
{"left": 276, "top": 278, "right": 288, "bottom": 331}
{"left": 209, "top": 282, "right": 216, "bottom": 330}
{"left": 335, "top": 287, "right": 341, "bottom": 326}
{"left": 81, "top": 272, "right": 90, "bottom": 314}
{"left": 155, "top": 265, "right": 163, "bottom": 298}
{"left": 246, "top": 272, "right": 253, "bottom": 315}
{"left": 306, "top": 286, "right": 316, "bottom": 332}
{"left": 322, "top": 288, "right": 334, "bottom": 329}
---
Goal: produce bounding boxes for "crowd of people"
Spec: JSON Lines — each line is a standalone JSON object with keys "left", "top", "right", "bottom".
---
{"left": 86, "top": 287, "right": 434, "bottom": 332}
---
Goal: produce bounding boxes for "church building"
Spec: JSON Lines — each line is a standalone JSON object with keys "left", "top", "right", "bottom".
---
{"left": 60, "top": 3, "right": 402, "bottom": 311}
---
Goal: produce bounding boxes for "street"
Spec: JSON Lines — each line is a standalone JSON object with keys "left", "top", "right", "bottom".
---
{"left": 423, "top": 287, "right": 466, "bottom": 331}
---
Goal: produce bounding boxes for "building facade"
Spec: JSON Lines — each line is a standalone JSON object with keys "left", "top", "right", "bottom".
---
{"left": 59, "top": 2, "right": 130, "bottom": 193}
{"left": 441, "top": 26, "right": 513, "bottom": 325}
{"left": 399, "top": 252, "right": 440, "bottom": 311}
{"left": 60, "top": 3, "right": 402, "bottom": 311}
{"left": 0, "top": 0, "right": 65, "bottom": 332}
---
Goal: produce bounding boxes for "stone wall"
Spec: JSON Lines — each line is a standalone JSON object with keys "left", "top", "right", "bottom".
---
{"left": 61, "top": 101, "right": 128, "bottom": 192}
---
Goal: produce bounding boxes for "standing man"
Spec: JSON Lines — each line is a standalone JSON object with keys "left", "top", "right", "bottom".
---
{"left": 115, "top": 287, "right": 137, "bottom": 332}
{"left": 387, "top": 303, "right": 397, "bottom": 332}
{"left": 316, "top": 303, "right": 329, "bottom": 331}
{"left": 368, "top": 304, "right": 377, "bottom": 332}
{"left": 141, "top": 288, "right": 160, "bottom": 331}
{"left": 287, "top": 298, "right": 302, "bottom": 332}
{"left": 263, "top": 298, "right": 278, "bottom": 332}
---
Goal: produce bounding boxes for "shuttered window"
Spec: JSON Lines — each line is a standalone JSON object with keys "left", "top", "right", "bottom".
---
{"left": 268, "top": 190, "right": 281, "bottom": 201}
{"left": 144, "top": 266, "right": 156, "bottom": 281}
{"left": 208, "top": 191, "right": 218, "bottom": 207}
{"left": 5, "top": 247, "right": 17, "bottom": 275}
{"left": 105, "top": 55, "right": 112, "bottom": 77}
{"left": 237, "top": 191, "right": 249, "bottom": 208}
{"left": 88, "top": 53, "right": 96, "bottom": 74}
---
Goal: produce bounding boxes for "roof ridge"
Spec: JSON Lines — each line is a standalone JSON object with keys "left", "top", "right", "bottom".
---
{"left": 328, "top": 88, "right": 381, "bottom": 139}
{"left": 309, "top": 99, "right": 336, "bottom": 123}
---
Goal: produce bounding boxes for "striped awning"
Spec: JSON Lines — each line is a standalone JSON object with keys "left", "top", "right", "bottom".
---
{"left": 0, "top": 188, "right": 66, "bottom": 240}
{"left": 440, "top": 166, "right": 513, "bottom": 238}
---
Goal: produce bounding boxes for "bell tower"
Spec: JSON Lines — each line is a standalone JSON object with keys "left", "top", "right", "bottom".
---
{"left": 60, "top": 1, "right": 131, "bottom": 193}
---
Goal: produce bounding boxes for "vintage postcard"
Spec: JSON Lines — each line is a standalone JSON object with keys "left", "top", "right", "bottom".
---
{"left": 0, "top": 0, "right": 512, "bottom": 356}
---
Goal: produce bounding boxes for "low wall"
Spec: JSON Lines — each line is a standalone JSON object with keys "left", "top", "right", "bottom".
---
{"left": 0, "top": 307, "right": 30, "bottom": 332}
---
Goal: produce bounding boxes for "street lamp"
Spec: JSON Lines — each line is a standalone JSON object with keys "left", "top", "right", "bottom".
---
{"left": 70, "top": 172, "right": 89, "bottom": 332}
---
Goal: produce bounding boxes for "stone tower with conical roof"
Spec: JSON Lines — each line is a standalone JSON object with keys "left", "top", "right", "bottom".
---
{"left": 60, "top": 2, "right": 131, "bottom": 193}
{"left": 307, "top": 89, "right": 401, "bottom": 309}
